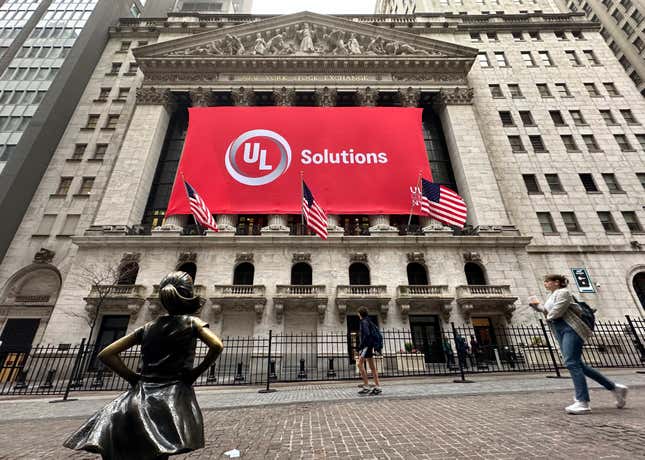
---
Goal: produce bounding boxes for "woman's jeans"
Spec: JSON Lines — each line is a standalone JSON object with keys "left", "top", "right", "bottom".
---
{"left": 551, "top": 319, "right": 615, "bottom": 402}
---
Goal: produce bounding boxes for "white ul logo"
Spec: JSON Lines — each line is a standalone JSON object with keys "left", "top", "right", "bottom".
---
{"left": 243, "top": 142, "right": 272, "bottom": 171}
{"left": 225, "top": 129, "right": 292, "bottom": 186}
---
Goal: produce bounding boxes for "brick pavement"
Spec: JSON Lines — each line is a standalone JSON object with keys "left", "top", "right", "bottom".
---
{"left": 0, "top": 371, "right": 644, "bottom": 459}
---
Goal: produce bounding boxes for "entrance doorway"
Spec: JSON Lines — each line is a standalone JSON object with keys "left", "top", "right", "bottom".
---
{"left": 409, "top": 315, "right": 443, "bottom": 363}
{"left": 91, "top": 315, "right": 129, "bottom": 369}
{"left": 633, "top": 272, "right": 645, "bottom": 312}
{"left": 346, "top": 314, "right": 378, "bottom": 364}
{"left": 0, "top": 318, "right": 40, "bottom": 382}
{"left": 471, "top": 317, "right": 497, "bottom": 361}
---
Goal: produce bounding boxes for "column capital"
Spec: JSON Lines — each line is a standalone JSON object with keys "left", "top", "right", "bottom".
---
{"left": 273, "top": 87, "right": 296, "bottom": 106}
{"left": 135, "top": 87, "right": 176, "bottom": 112}
{"left": 398, "top": 87, "right": 420, "bottom": 107}
{"left": 355, "top": 87, "right": 378, "bottom": 106}
{"left": 315, "top": 86, "right": 337, "bottom": 107}
{"left": 433, "top": 87, "right": 474, "bottom": 111}
{"left": 231, "top": 86, "right": 254, "bottom": 106}
{"left": 189, "top": 87, "right": 215, "bottom": 107}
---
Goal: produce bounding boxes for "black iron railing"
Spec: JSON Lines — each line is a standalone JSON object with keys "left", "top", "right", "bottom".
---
{"left": 1, "top": 316, "right": 644, "bottom": 396}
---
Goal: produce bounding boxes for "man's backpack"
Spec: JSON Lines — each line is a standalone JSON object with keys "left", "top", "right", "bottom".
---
{"left": 369, "top": 321, "right": 384, "bottom": 354}
{"left": 573, "top": 296, "right": 596, "bottom": 332}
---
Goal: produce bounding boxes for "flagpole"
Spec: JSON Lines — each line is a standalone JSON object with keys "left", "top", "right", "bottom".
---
{"left": 181, "top": 171, "right": 204, "bottom": 236}
{"left": 407, "top": 172, "right": 422, "bottom": 230}
{"left": 300, "top": 171, "right": 305, "bottom": 235}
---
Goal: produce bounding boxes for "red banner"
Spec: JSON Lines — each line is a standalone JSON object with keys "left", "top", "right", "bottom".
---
{"left": 166, "top": 107, "right": 431, "bottom": 216}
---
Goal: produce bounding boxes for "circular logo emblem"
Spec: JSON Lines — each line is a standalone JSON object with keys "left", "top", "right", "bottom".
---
{"left": 224, "top": 129, "right": 292, "bottom": 186}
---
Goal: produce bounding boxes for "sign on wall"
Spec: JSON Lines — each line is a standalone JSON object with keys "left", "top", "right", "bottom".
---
{"left": 571, "top": 268, "right": 595, "bottom": 293}
{"left": 166, "top": 107, "right": 431, "bottom": 216}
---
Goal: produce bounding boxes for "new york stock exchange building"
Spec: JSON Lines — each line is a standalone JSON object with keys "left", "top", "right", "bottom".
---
{"left": 1, "top": 7, "right": 644, "bottom": 385}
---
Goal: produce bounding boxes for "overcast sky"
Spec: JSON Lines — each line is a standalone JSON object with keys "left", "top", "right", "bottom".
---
{"left": 252, "top": 0, "right": 375, "bottom": 14}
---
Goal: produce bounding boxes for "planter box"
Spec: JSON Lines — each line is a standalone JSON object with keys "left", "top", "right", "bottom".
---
{"left": 396, "top": 353, "right": 425, "bottom": 373}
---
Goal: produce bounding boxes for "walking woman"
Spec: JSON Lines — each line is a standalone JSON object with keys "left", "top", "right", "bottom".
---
{"left": 65, "top": 271, "right": 224, "bottom": 459}
{"left": 529, "top": 274, "right": 628, "bottom": 414}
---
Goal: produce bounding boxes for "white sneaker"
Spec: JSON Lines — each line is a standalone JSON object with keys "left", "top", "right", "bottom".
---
{"left": 613, "top": 384, "right": 628, "bottom": 409}
{"left": 565, "top": 400, "right": 591, "bottom": 415}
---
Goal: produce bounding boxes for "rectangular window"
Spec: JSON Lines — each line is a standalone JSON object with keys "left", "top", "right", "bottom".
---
{"left": 71, "top": 144, "right": 86, "bottom": 160}
{"left": 537, "top": 212, "right": 557, "bottom": 233}
{"left": 614, "top": 134, "right": 633, "bottom": 151}
{"left": 489, "top": 84, "right": 504, "bottom": 98}
{"left": 60, "top": 214, "right": 80, "bottom": 236}
{"left": 572, "top": 31, "right": 584, "bottom": 40}
{"left": 35, "top": 214, "right": 56, "bottom": 236}
{"left": 529, "top": 135, "right": 547, "bottom": 152}
{"left": 512, "top": 32, "right": 524, "bottom": 41}
{"left": 622, "top": 211, "right": 643, "bottom": 232}
{"left": 104, "top": 114, "right": 119, "bottom": 129}
{"left": 555, "top": 83, "right": 571, "bottom": 97}
{"left": 561, "top": 135, "right": 580, "bottom": 152}
{"left": 549, "top": 110, "right": 566, "bottom": 125}
{"left": 603, "top": 82, "right": 620, "bottom": 96}
{"left": 117, "top": 88, "right": 130, "bottom": 100}
{"left": 637, "top": 134, "right": 645, "bottom": 150}
{"left": 508, "top": 84, "right": 523, "bottom": 97}
{"left": 545, "top": 174, "right": 565, "bottom": 192}
{"left": 119, "top": 41, "right": 131, "bottom": 52}
{"left": 602, "top": 173, "right": 623, "bottom": 192}
{"left": 600, "top": 109, "right": 617, "bottom": 125}
{"left": 634, "top": 37, "right": 645, "bottom": 53}
{"left": 620, "top": 109, "right": 639, "bottom": 124}
{"left": 55, "top": 177, "right": 73, "bottom": 195}
{"left": 538, "top": 51, "right": 553, "bottom": 66}
{"left": 85, "top": 114, "right": 99, "bottom": 129}
{"left": 470, "top": 33, "right": 482, "bottom": 42}
{"left": 78, "top": 177, "right": 94, "bottom": 195}
{"left": 523, "top": 174, "right": 541, "bottom": 193}
{"left": 97, "top": 88, "right": 110, "bottom": 101}
{"left": 537, "top": 83, "right": 551, "bottom": 97}
{"left": 583, "top": 50, "right": 600, "bottom": 65}
{"left": 579, "top": 173, "right": 598, "bottom": 192}
{"left": 521, "top": 51, "right": 536, "bottom": 66}
{"left": 494, "top": 52, "right": 509, "bottom": 67}
{"left": 582, "top": 135, "right": 601, "bottom": 152}
{"left": 499, "top": 111, "right": 515, "bottom": 126}
{"left": 108, "top": 63, "right": 121, "bottom": 75}
{"left": 487, "top": 32, "right": 499, "bottom": 41}
{"left": 94, "top": 144, "right": 108, "bottom": 160}
{"left": 529, "top": 32, "right": 541, "bottom": 41}
{"left": 478, "top": 53, "right": 491, "bottom": 68}
{"left": 519, "top": 111, "right": 535, "bottom": 126}
{"left": 561, "top": 212, "right": 582, "bottom": 232}
{"left": 555, "top": 31, "right": 567, "bottom": 40}
{"left": 565, "top": 50, "right": 581, "bottom": 65}
{"left": 127, "top": 63, "right": 139, "bottom": 74}
{"left": 508, "top": 135, "right": 526, "bottom": 152}
{"left": 584, "top": 82, "right": 601, "bottom": 97}
{"left": 597, "top": 211, "right": 619, "bottom": 232}
{"left": 637, "top": 173, "right": 645, "bottom": 190}
{"left": 569, "top": 110, "right": 587, "bottom": 125}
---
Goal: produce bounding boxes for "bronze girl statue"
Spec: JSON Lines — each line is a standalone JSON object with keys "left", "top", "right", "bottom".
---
{"left": 65, "top": 271, "right": 224, "bottom": 459}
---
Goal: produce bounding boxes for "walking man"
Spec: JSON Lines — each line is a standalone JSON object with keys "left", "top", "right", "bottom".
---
{"left": 357, "top": 306, "right": 382, "bottom": 395}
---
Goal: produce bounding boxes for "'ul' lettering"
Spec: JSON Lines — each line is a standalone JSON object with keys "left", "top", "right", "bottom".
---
{"left": 243, "top": 142, "right": 272, "bottom": 170}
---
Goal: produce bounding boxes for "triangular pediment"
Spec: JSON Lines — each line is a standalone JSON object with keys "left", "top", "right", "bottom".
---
{"left": 134, "top": 11, "right": 477, "bottom": 65}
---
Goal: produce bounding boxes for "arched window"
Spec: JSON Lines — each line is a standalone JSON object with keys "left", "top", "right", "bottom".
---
{"left": 349, "top": 262, "right": 370, "bottom": 285}
{"left": 233, "top": 262, "right": 254, "bottom": 285}
{"left": 633, "top": 272, "right": 645, "bottom": 312}
{"left": 407, "top": 263, "right": 428, "bottom": 285}
{"left": 464, "top": 262, "right": 486, "bottom": 285}
{"left": 177, "top": 262, "right": 197, "bottom": 283}
{"left": 291, "top": 263, "right": 312, "bottom": 285}
{"left": 117, "top": 262, "right": 138, "bottom": 285}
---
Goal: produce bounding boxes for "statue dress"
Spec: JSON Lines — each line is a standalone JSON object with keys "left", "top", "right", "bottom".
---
{"left": 300, "top": 26, "right": 315, "bottom": 53}
{"left": 64, "top": 315, "right": 210, "bottom": 459}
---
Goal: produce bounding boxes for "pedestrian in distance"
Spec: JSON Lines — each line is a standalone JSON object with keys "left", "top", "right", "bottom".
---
{"left": 64, "top": 271, "right": 224, "bottom": 459}
{"left": 356, "top": 306, "right": 382, "bottom": 395}
{"left": 469, "top": 334, "right": 480, "bottom": 368}
{"left": 529, "top": 274, "right": 628, "bottom": 415}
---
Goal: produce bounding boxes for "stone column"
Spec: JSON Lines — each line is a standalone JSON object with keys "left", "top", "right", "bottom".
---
{"left": 355, "top": 87, "right": 378, "bottom": 107}
{"left": 231, "top": 86, "right": 254, "bottom": 106}
{"left": 189, "top": 87, "right": 215, "bottom": 108}
{"left": 326, "top": 215, "right": 344, "bottom": 237}
{"left": 368, "top": 214, "right": 398, "bottom": 236}
{"left": 433, "top": 88, "right": 511, "bottom": 227}
{"left": 214, "top": 214, "right": 237, "bottom": 235}
{"left": 273, "top": 87, "right": 295, "bottom": 106}
{"left": 93, "top": 87, "right": 176, "bottom": 231}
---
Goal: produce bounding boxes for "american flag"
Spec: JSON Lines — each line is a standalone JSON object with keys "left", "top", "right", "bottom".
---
{"left": 302, "top": 181, "right": 328, "bottom": 240}
{"left": 417, "top": 178, "right": 467, "bottom": 228}
{"left": 183, "top": 178, "right": 218, "bottom": 232}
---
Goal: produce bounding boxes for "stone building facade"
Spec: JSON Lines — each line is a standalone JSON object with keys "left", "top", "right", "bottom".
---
{"left": 0, "top": 7, "right": 644, "bottom": 354}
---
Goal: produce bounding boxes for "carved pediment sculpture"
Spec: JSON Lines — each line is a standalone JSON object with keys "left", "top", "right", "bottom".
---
{"left": 178, "top": 252, "right": 197, "bottom": 265}
{"left": 34, "top": 248, "right": 55, "bottom": 264}
{"left": 121, "top": 252, "right": 141, "bottom": 264}
{"left": 236, "top": 253, "right": 254, "bottom": 263}
{"left": 349, "top": 253, "right": 368, "bottom": 263}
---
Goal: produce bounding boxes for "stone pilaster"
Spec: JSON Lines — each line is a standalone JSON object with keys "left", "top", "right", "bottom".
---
{"left": 93, "top": 88, "right": 176, "bottom": 230}
{"left": 432, "top": 87, "right": 510, "bottom": 227}
{"left": 273, "top": 87, "right": 296, "bottom": 106}
{"left": 315, "top": 87, "right": 337, "bottom": 107}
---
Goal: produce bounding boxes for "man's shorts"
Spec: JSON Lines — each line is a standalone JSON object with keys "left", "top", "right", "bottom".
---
{"left": 359, "top": 347, "right": 374, "bottom": 359}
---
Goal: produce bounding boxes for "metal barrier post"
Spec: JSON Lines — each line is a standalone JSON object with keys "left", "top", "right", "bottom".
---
{"left": 451, "top": 323, "right": 473, "bottom": 383}
{"left": 625, "top": 315, "right": 645, "bottom": 374}
{"left": 539, "top": 320, "right": 563, "bottom": 378}
{"left": 259, "top": 330, "right": 277, "bottom": 393}
{"left": 51, "top": 338, "right": 85, "bottom": 403}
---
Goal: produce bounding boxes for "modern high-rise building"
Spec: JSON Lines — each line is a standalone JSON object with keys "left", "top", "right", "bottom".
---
{"left": 0, "top": 0, "right": 143, "bottom": 262}
{"left": 0, "top": 2, "right": 643, "bottom": 382}
{"left": 558, "top": 0, "right": 645, "bottom": 97}
{"left": 142, "top": 0, "right": 253, "bottom": 16}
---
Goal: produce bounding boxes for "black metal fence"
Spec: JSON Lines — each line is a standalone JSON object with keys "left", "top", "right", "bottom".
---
{"left": 1, "top": 316, "right": 644, "bottom": 396}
